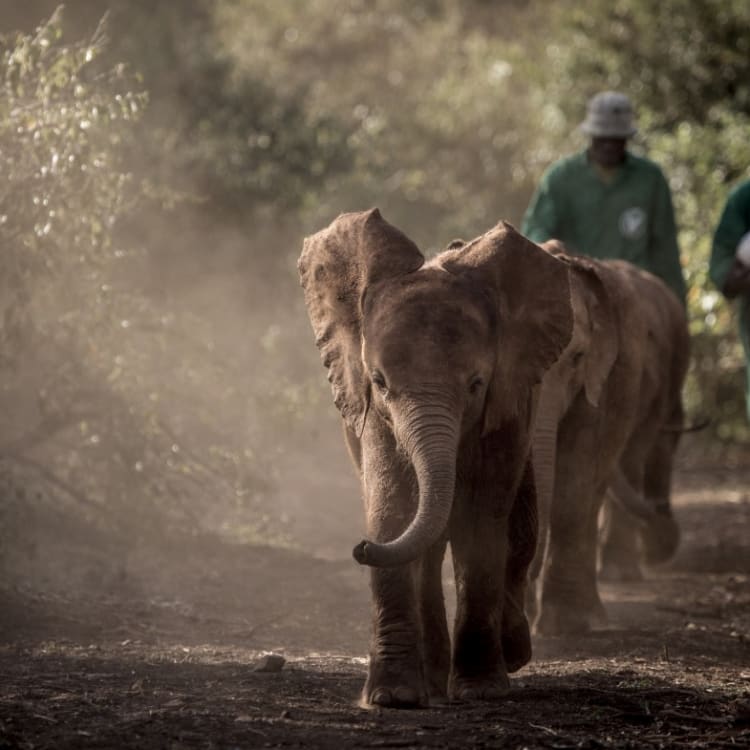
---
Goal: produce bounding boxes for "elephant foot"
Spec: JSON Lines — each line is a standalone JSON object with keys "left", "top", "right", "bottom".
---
{"left": 362, "top": 656, "right": 428, "bottom": 709}
{"left": 501, "top": 592, "right": 532, "bottom": 672}
{"left": 598, "top": 558, "right": 644, "bottom": 583}
{"left": 535, "top": 598, "right": 607, "bottom": 636}
{"left": 502, "top": 619, "right": 532, "bottom": 673}
{"left": 450, "top": 672, "right": 510, "bottom": 702}
{"left": 363, "top": 685, "right": 427, "bottom": 709}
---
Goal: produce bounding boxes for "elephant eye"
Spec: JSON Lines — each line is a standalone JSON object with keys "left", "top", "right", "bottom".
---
{"left": 371, "top": 369, "right": 387, "bottom": 392}
{"left": 469, "top": 374, "right": 484, "bottom": 395}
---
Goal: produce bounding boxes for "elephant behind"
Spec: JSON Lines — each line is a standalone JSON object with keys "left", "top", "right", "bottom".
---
{"left": 529, "top": 243, "right": 689, "bottom": 635}
{"left": 299, "top": 209, "right": 574, "bottom": 707}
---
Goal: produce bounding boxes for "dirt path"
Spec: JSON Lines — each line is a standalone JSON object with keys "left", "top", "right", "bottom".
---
{"left": 1, "top": 467, "right": 749, "bottom": 748}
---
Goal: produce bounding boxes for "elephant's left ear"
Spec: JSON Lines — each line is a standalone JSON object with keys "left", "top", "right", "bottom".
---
{"left": 442, "top": 222, "right": 574, "bottom": 435}
{"left": 298, "top": 209, "right": 424, "bottom": 434}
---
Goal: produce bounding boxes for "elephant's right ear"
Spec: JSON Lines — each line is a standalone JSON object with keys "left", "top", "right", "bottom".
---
{"left": 298, "top": 209, "right": 424, "bottom": 434}
{"left": 443, "top": 222, "right": 574, "bottom": 435}
{"left": 561, "top": 256, "right": 621, "bottom": 408}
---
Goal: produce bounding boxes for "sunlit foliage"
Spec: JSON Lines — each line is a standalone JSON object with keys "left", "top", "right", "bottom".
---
{"left": 0, "top": 8, "right": 143, "bottom": 361}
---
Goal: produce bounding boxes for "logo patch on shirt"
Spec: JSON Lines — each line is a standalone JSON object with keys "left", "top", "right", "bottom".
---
{"left": 619, "top": 207, "right": 647, "bottom": 239}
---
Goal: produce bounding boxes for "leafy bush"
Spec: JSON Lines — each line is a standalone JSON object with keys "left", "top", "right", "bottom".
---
{"left": 0, "top": 9, "right": 291, "bottom": 556}
{"left": 0, "top": 8, "right": 144, "bottom": 361}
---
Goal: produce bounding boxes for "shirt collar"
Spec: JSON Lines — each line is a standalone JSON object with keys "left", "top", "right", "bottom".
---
{"left": 582, "top": 148, "right": 633, "bottom": 184}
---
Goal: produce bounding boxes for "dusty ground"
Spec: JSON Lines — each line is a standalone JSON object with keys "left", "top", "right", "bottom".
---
{"left": 1, "top": 461, "right": 750, "bottom": 749}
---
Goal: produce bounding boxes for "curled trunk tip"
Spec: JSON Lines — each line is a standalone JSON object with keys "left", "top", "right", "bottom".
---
{"left": 352, "top": 539, "right": 412, "bottom": 568}
{"left": 352, "top": 540, "right": 370, "bottom": 565}
{"left": 353, "top": 410, "right": 458, "bottom": 567}
{"left": 352, "top": 522, "right": 445, "bottom": 567}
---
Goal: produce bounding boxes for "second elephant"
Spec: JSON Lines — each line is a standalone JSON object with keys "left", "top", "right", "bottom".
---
{"left": 529, "top": 246, "right": 689, "bottom": 636}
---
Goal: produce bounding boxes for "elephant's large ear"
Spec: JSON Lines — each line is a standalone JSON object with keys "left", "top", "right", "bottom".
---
{"left": 571, "top": 260, "right": 620, "bottom": 407}
{"left": 298, "top": 209, "right": 424, "bottom": 434}
{"left": 442, "top": 222, "right": 574, "bottom": 435}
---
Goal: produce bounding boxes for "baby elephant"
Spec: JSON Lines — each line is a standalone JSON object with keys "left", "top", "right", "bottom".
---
{"left": 299, "top": 209, "right": 576, "bottom": 707}
{"left": 529, "top": 242, "right": 689, "bottom": 635}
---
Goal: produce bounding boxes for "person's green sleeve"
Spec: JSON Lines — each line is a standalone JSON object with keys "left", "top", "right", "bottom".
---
{"left": 648, "top": 172, "right": 687, "bottom": 304}
{"left": 521, "top": 173, "right": 559, "bottom": 243}
{"left": 710, "top": 189, "right": 749, "bottom": 294}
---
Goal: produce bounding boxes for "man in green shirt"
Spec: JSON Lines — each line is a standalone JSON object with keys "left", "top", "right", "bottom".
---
{"left": 709, "top": 179, "right": 750, "bottom": 417}
{"left": 522, "top": 91, "right": 686, "bottom": 303}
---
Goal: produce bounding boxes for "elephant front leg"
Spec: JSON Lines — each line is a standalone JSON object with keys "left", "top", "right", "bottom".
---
{"left": 502, "top": 461, "right": 537, "bottom": 673}
{"left": 358, "top": 422, "right": 429, "bottom": 708}
{"left": 417, "top": 538, "right": 451, "bottom": 703}
{"left": 364, "top": 566, "right": 427, "bottom": 708}
{"left": 449, "top": 518, "right": 510, "bottom": 701}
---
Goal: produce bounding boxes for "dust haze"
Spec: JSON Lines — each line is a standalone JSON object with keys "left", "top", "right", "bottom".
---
{"left": 0, "top": 2, "right": 360, "bottom": 627}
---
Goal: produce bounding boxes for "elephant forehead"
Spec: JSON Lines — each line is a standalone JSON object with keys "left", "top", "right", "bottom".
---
{"left": 364, "top": 277, "right": 494, "bottom": 368}
{"left": 370, "top": 276, "right": 489, "bottom": 329}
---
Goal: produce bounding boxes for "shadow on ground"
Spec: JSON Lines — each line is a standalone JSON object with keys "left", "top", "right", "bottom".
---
{"left": 1, "top": 467, "right": 749, "bottom": 748}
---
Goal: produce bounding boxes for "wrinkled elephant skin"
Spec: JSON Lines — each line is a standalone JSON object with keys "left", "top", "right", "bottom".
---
{"left": 299, "top": 210, "right": 574, "bottom": 706}
{"left": 530, "top": 246, "right": 689, "bottom": 636}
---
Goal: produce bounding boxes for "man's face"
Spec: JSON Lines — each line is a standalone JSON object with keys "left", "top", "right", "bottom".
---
{"left": 588, "top": 137, "right": 628, "bottom": 168}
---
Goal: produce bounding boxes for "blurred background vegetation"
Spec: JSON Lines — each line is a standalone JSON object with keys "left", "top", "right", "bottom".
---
{"left": 1, "top": 0, "right": 749, "bottom": 574}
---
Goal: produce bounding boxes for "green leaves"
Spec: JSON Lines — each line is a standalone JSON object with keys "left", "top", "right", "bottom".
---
{"left": 0, "top": 10, "right": 143, "bottom": 298}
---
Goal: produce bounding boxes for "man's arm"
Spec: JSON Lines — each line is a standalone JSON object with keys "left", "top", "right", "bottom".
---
{"left": 710, "top": 183, "right": 750, "bottom": 299}
{"left": 648, "top": 171, "right": 687, "bottom": 304}
{"left": 521, "top": 170, "right": 560, "bottom": 243}
{"left": 719, "top": 258, "right": 750, "bottom": 299}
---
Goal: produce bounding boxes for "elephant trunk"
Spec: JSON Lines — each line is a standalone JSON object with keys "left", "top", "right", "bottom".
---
{"left": 353, "top": 407, "right": 459, "bottom": 568}
{"left": 529, "top": 385, "right": 560, "bottom": 583}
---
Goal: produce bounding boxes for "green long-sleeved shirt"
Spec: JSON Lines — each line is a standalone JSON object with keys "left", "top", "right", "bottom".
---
{"left": 522, "top": 150, "right": 686, "bottom": 303}
{"left": 709, "top": 178, "right": 750, "bottom": 415}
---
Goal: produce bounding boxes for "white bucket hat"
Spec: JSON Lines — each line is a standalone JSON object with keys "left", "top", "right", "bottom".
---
{"left": 580, "top": 91, "right": 637, "bottom": 138}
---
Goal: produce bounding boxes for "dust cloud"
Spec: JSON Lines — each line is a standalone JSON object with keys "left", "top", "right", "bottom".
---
{"left": 0, "top": 3, "right": 362, "bottom": 645}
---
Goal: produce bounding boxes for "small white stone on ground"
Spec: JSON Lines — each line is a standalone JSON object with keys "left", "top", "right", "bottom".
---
{"left": 253, "top": 653, "right": 286, "bottom": 672}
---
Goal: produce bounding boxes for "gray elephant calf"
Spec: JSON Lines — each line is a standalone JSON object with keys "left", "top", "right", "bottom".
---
{"left": 299, "top": 210, "right": 575, "bottom": 707}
